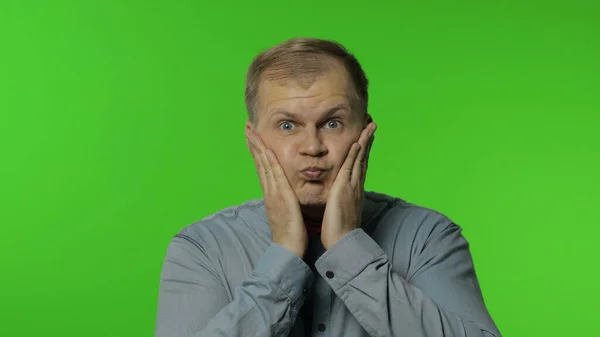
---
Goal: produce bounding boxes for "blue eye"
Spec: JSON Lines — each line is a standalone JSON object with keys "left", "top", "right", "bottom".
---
{"left": 325, "top": 120, "right": 341, "bottom": 129}
{"left": 279, "top": 121, "right": 295, "bottom": 131}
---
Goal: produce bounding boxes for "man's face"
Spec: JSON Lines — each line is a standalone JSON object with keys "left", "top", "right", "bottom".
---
{"left": 248, "top": 61, "right": 370, "bottom": 207}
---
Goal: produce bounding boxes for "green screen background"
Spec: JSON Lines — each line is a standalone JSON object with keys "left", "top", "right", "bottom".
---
{"left": 1, "top": 1, "right": 598, "bottom": 336}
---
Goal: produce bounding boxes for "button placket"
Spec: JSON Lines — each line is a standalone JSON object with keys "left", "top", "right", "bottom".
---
{"left": 312, "top": 275, "right": 331, "bottom": 336}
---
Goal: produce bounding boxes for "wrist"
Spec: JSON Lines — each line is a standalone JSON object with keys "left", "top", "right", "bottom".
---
{"left": 273, "top": 237, "right": 307, "bottom": 259}
{"left": 322, "top": 229, "right": 353, "bottom": 250}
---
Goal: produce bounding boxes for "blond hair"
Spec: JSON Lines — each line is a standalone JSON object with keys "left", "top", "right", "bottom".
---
{"left": 244, "top": 37, "right": 369, "bottom": 124}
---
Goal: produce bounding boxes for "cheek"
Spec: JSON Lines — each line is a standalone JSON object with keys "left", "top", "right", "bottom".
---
{"left": 273, "top": 142, "right": 297, "bottom": 171}
{"left": 329, "top": 141, "right": 354, "bottom": 168}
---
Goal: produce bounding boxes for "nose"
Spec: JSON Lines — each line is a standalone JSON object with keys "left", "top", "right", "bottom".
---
{"left": 299, "top": 128, "right": 328, "bottom": 157}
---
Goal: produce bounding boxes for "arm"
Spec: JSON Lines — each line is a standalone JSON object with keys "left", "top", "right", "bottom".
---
{"left": 154, "top": 235, "right": 314, "bottom": 337}
{"left": 315, "top": 224, "right": 501, "bottom": 337}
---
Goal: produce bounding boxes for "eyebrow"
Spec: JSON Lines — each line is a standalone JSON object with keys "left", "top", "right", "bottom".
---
{"left": 269, "top": 103, "right": 351, "bottom": 120}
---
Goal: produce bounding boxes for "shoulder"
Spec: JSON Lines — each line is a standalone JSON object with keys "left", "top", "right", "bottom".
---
{"left": 174, "top": 198, "right": 269, "bottom": 248}
{"left": 364, "top": 191, "right": 458, "bottom": 242}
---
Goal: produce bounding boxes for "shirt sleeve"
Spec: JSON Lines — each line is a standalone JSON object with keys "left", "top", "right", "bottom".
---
{"left": 314, "top": 225, "right": 502, "bottom": 337}
{"left": 154, "top": 235, "right": 315, "bottom": 337}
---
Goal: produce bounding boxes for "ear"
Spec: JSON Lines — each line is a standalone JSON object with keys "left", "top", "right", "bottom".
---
{"left": 245, "top": 120, "right": 256, "bottom": 133}
{"left": 363, "top": 113, "right": 373, "bottom": 128}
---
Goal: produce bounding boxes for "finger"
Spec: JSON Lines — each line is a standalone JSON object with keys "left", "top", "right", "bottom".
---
{"left": 263, "top": 148, "right": 296, "bottom": 200}
{"left": 247, "top": 129, "right": 279, "bottom": 190}
{"left": 364, "top": 134, "right": 374, "bottom": 168}
{"left": 361, "top": 125, "right": 376, "bottom": 182}
{"left": 246, "top": 129, "right": 274, "bottom": 188}
{"left": 246, "top": 137, "right": 260, "bottom": 170}
{"left": 338, "top": 142, "right": 361, "bottom": 182}
{"left": 247, "top": 136, "right": 269, "bottom": 191}
{"left": 352, "top": 124, "right": 376, "bottom": 185}
{"left": 351, "top": 141, "right": 367, "bottom": 186}
{"left": 340, "top": 123, "right": 373, "bottom": 183}
{"left": 361, "top": 134, "right": 375, "bottom": 184}
{"left": 245, "top": 131, "right": 260, "bottom": 173}
{"left": 357, "top": 122, "right": 375, "bottom": 149}
{"left": 256, "top": 141, "right": 297, "bottom": 202}
{"left": 265, "top": 149, "right": 291, "bottom": 187}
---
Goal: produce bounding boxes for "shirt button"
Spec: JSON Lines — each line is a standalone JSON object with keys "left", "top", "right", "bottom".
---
{"left": 325, "top": 271, "right": 334, "bottom": 279}
{"left": 317, "top": 323, "right": 326, "bottom": 332}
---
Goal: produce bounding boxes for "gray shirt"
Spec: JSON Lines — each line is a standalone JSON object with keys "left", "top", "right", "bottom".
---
{"left": 154, "top": 191, "right": 502, "bottom": 337}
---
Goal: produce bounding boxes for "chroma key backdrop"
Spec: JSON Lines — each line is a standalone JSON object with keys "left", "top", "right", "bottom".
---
{"left": 1, "top": 1, "right": 598, "bottom": 336}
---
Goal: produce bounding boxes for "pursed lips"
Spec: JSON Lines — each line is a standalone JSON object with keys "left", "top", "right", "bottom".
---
{"left": 301, "top": 166, "right": 328, "bottom": 179}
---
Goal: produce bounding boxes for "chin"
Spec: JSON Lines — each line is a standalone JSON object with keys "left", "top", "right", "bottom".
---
{"left": 296, "top": 184, "right": 329, "bottom": 206}
{"left": 299, "top": 197, "right": 327, "bottom": 207}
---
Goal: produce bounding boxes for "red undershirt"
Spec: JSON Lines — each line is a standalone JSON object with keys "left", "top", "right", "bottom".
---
{"left": 305, "top": 222, "right": 322, "bottom": 235}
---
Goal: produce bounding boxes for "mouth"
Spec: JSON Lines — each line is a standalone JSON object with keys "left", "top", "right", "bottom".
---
{"left": 301, "top": 167, "right": 328, "bottom": 180}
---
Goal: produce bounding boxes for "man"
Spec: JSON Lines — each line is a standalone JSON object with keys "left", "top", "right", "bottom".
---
{"left": 154, "top": 37, "right": 502, "bottom": 337}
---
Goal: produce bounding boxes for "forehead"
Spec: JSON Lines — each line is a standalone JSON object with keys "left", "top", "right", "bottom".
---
{"left": 256, "top": 63, "right": 353, "bottom": 117}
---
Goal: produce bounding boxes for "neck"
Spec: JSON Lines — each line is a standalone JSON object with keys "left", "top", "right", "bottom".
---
{"left": 301, "top": 204, "right": 325, "bottom": 224}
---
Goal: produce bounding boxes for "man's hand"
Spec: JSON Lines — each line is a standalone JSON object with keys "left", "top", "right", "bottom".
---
{"left": 246, "top": 127, "right": 308, "bottom": 259}
{"left": 321, "top": 123, "right": 376, "bottom": 250}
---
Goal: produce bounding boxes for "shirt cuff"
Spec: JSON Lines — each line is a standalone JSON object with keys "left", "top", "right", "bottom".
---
{"left": 253, "top": 243, "right": 315, "bottom": 306}
{"left": 315, "top": 229, "right": 385, "bottom": 291}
